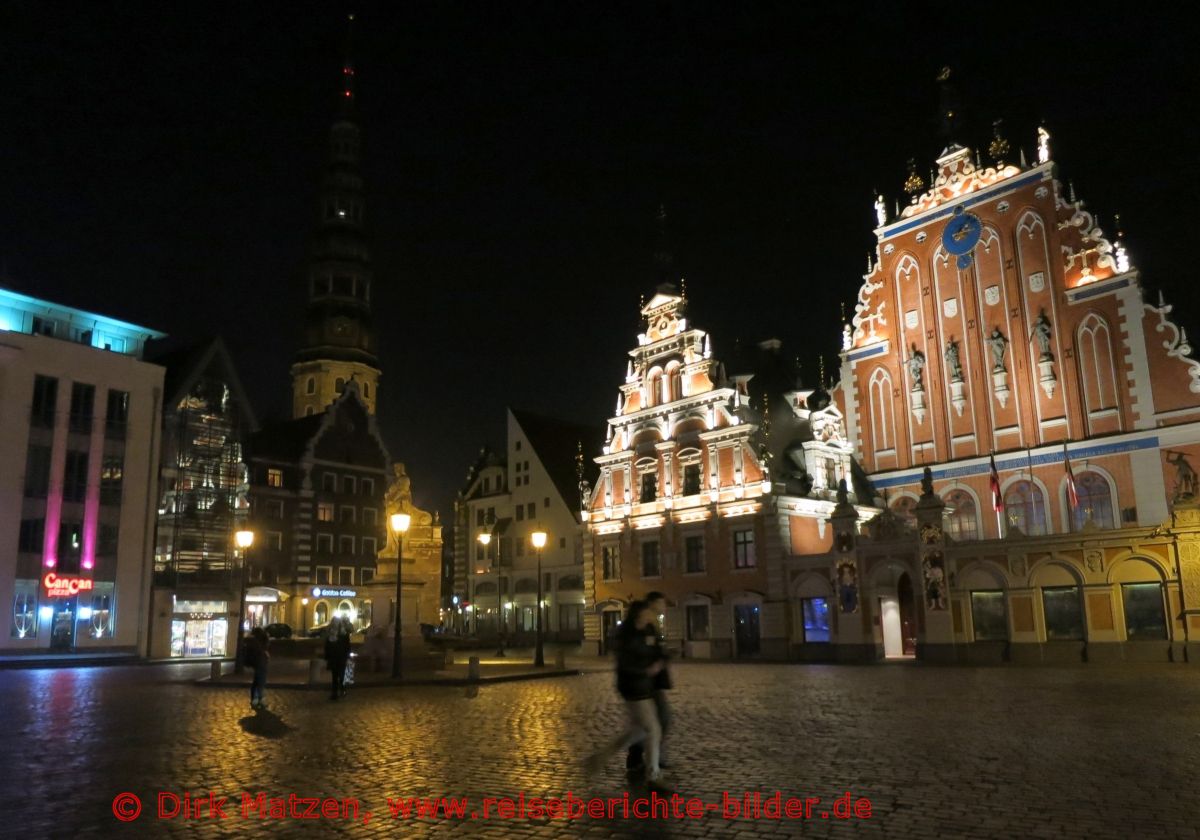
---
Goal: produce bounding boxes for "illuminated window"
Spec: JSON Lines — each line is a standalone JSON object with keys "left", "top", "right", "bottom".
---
{"left": 1005, "top": 481, "right": 1047, "bottom": 535}
{"left": 801, "top": 598, "right": 830, "bottom": 643}
{"left": 11, "top": 581, "right": 38, "bottom": 639}
{"left": 317, "top": 502, "right": 334, "bottom": 522}
{"left": 1073, "top": 471, "right": 1115, "bottom": 530}
{"left": 733, "top": 529, "right": 756, "bottom": 568}
{"left": 314, "top": 601, "right": 329, "bottom": 625}
{"left": 943, "top": 490, "right": 978, "bottom": 541}
{"left": 602, "top": 546, "right": 619, "bottom": 581}
{"left": 267, "top": 468, "right": 283, "bottom": 488}
{"left": 100, "top": 456, "right": 124, "bottom": 506}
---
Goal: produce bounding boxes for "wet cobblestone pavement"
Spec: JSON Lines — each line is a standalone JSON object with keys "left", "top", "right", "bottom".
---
{"left": 2, "top": 661, "right": 1198, "bottom": 838}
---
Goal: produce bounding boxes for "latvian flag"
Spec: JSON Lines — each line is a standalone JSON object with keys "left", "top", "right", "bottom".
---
{"left": 989, "top": 454, "right": 1003, "bottom": 512}
{"left": 1064, "top": 443, "right": 1079, "bottom": 511}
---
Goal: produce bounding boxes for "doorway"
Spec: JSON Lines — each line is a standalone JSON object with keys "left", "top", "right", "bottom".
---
{"left": 897, "top": 572, "right": 917, "bottom": 656}
{"left": 734, "top": 604, "right": 761, "bottom": 657}
{"left": 600, "top": 610, "right": 621, "bottom": 654}
{"left": 50, "top": 599, "right": 76, "bottom": 650}
{"left": 880, "top": 596, "right": 903, "bottom": 657}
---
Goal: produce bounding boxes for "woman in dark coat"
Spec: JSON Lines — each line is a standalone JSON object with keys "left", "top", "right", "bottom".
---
{"left": 584, "top": 601, "right": 666, "bottom": 783}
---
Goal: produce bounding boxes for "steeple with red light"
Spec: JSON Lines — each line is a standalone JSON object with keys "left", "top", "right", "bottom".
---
{"left": 290, "top": 12, "right": 381, "bottom": 419}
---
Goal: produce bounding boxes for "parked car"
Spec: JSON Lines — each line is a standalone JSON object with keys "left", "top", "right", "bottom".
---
{"left": 264, "top": 623, "right": 293, "bottom": 639}
{"left": 306, "top": 623, "right": 332, "bottom": 638}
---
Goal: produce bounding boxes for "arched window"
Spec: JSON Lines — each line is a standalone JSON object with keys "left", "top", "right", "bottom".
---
{"left": 306, "top": 377, "right": 316, "bottom": 395}
{"left": 335, "top": 377, "right": 346, "bottom": 394}
{"left": 891, "top": 495, "right": 917, "bottom": 522}
{"left": 314, "top": 601, "right": 329, "bottom": 626}
{"left": 868, "top": 367, "right": 895, "bottom": 454}
{"left": 943, "top": 489, "right": 978, "bottom": 541}
{"left": 1077, "top": 314, "right": 1119, "bottom": 417}
{"left": 1073, "top": 471, "right": 1115, "bottom": 530}
{"left": 1005, "top": 480, "right": 1047, "bottom": 535}
{"left": 665, "top": 362, "right": 683, "bottom": 403}
{"left": 645, "top": 368, "right": 663, "bottom": 409}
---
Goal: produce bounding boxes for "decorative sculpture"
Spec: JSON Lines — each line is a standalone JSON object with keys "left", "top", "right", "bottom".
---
{"left": 944, "top": 339, "right": 963, "bottom": 382}
{"left": 874, "top": 194, "right": 887, "bottom": 227}
{"left": 1167, "top": 452, "right": 1199, "bottom": 500}
{"left": 1033, "top": 309, "right": 1053, "bottom": 359}
{"left": 905, "top": 345, "right": 926, "bottom": 390}
{"left": 920, "top": 466, "right": 934, "bottom": 497}
{"left": 986, "top": 328, "right": 1009, "bottom": 372}
{"left": 1037, "top": 126, "right": 1051, "bottom": 164}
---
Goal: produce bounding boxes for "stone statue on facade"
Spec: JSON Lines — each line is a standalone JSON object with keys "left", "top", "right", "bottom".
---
{"left": 986, "top": 327, "right": 1009, "bottom": 372}
{"left": 920, "top": 466, "right": 934, "bottom": 497}
{"left": 836, "top": 477, "right": 850, "bottom": 507}
{"left": 944, "top": 339, "right": 963, "bottom": 381}
{"left": 1167, "top": 452, "right": 1198, "bottom": 501}
{"left": 905, "top": 345, "right": 926, "bottom": 391}
{"left": 1033, "top": 310, "right": 1053, "bottom": 359}
{"left": 874, "top": 194, "right": 887, "bottom": 227}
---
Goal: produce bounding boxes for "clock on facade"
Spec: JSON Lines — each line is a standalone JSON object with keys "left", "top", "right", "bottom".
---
{"left": 941, "top": 205, "right": 982, "bottom": 269}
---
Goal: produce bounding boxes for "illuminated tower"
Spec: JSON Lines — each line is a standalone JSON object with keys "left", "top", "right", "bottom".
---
{"left": 291, "top": 14, "right": 381, "bottom": 418}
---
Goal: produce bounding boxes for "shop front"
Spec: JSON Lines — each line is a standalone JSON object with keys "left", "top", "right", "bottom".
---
{"left": 245, "top": 587, "right": 289, "bottom": 630}
{"left": 169, "top": 599, "right": 229, "bottom": 657}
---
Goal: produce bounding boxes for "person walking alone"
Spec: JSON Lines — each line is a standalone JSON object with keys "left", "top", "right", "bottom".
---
{"left": 585, "top": 601, "right": 667, "bottom": 785}
{"left": 245, "top": 627, "right": 270, "bottom": 710}
{"left": 627, "top": 591, "right": 671, "bottom": 772}
{"left": 324, "top": 616, "right": 352, "bottom": 701}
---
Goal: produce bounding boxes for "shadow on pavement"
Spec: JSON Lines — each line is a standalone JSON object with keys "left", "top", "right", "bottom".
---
{"left": 238, "top": 707, "right": 295, "bottom": 739}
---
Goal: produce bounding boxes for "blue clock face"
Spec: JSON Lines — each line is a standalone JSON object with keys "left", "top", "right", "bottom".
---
{"left": 942, "top": 205, "right": 982, "bottom": 269}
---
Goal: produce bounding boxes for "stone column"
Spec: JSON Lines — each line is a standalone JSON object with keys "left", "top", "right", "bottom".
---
{"left": 914, "top": 467, "right": 954, "bottom": 662}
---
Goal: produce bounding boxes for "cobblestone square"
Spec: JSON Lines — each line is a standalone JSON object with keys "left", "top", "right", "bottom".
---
{"left": 2, "top": 661, "right": 1197, "bottom": 838}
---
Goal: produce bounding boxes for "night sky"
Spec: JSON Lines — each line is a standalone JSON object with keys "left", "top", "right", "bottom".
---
{"left": 3, "top": 2, "right": 1198, "bottom": 519}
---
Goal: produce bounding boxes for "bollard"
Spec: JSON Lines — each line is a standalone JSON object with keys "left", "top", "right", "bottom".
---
{"left": 554, "top": 648, "right": 566, "bottom": 670}
{"left": 309, "top": 658, "right": 325, "bottom": 684}
{"left": 467, "top": 656, "right": 480, "bottom": 682}
{"left": 211, "top": 660, "right": 223, "bottom": 680}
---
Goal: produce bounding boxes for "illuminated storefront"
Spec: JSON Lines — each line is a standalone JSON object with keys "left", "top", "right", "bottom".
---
{"left": 169, "top": 599, "right": 228, "bottom": 657}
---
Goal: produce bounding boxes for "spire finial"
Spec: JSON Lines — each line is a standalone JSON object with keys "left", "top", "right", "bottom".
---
{"left": 988, "top": 118, "right": 1010, "bottom": 165}
{"left": 340, "top": 13, "right": 357, "bottom": 109}
{"left": 904, "top": 158, "right": 925, "bottom": 196}
{"left": 936, "top": 66, "right": 961, "bottom": 146}
{"left": 653, "top": 203, "right": 673, "bottom": 285}
{"left": 680, "top": 277, "right": 687, "bottom": 300}
{"left": 819, "top": 355, "right": 827, "bottom": 390}
{"left": 1069, "top": 181, "right": 1077, "bottom": 203}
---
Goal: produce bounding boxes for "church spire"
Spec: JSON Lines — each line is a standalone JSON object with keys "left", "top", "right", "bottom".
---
{"left": 653, "top": 203, "right": 674, "bottom": 287}
{"left": 290, "top": 12, "right": 381, "bottom": 419}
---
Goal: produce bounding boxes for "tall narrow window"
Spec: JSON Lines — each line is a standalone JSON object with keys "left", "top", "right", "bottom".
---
{"left": 1077, "top": 314, "right": 1119, "bottom": 416}
{"left": 683, "top": 464, "right": 701, "bottom": 496}
{"left": 640, "top": 472, "right": 657, "bottom": 504}
{"left": 602, "top": 546, "right": 619, "bottom": 581}
{"left": 100, "top": 456, "right": 124, "bottom": 506}
{"left": 105, "top": 390, "right": 129, "bottom": 438}
{"left": 641, "top": 542, "right": 660, "bottom": 577}
{"left": 868, "top": 367, "right": 895, "bottom": 454}
{"left": 733, "top": 529, "right": 756, "bottom": 568}
{"left": 69, "top": 382, "right": 95, "bottom": 433}
{"left": 685, "top": 536, "right": 705, "bottom": 573}
{"left": 62, "top": 451, "right": 89, "bottom": 502}
{"left": 31, "top": 375, "right": 58, "bottom": 428}
{"left": 306, "top": 377, "right": 316, "bottom": 395}
{"left": 23, "top": 445, "right": 52, "bottom": 498}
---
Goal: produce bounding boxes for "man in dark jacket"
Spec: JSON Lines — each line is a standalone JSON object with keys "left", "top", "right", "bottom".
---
{"left": 324, "top": 617, "right": 352, "bottom": 700}
{"left": 627, "top": 591, "right": 671, "bottom": 772}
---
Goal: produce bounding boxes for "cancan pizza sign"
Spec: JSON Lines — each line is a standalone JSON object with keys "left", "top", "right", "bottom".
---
{"left": 43, "top": 573, "right": 95, "bottom": 598}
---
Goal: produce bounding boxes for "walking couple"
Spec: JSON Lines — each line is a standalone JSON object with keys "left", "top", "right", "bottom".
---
{"left": 586, "top": 591, "right": 672, "bottom": 785}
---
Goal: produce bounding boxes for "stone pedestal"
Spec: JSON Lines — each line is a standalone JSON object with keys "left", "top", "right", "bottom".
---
{"left": 992, "top": 369, "right": 1010, "bottom": 407}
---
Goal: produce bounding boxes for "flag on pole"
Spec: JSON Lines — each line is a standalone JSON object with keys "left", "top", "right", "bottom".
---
{"left": 1064, "top": 443, "right": 1079, "bottom": 511}
{"left": 989, "top": 454, "right": 1003, "bottom": 512}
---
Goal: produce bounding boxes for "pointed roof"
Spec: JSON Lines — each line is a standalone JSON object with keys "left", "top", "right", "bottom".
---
{"left": 510, "top": 408, "right": 605, "bottom": 509}
{"left": 147, "top": 336, "right": 259, "bottom": 432}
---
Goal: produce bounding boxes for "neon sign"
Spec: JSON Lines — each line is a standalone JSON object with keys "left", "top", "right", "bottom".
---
{"left": 43, "top": 573, "right": 95, "bottom": 598}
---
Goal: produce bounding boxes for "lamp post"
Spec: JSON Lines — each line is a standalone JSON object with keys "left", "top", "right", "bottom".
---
{"left": 390, "top": 512, "right": 411, "bottom": 679}
{"left": 531, "top": 529, "right": 547, "bottom": 667}
{"left": 233, "top": 529, "right": 254, "bottom": 674}
{"left": 478, "top": 532, "right": 505, "bottom": 656}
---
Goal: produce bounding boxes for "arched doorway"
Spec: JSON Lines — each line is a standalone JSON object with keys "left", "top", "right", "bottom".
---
{"left": 875, "top": 562, "right": 918, "bottom": 660}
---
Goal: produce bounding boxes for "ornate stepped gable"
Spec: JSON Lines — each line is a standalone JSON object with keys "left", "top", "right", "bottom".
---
{"left": 841, "top": 127, "right": 1200, "bottom": 482}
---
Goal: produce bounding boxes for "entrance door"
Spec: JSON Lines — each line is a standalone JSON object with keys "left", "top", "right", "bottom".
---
{"left": 601, "top": 610, "right": 620, "bottom": 654}
{"left": 897, "top": 572, "right": 917, "bottom": 656}
{"left": 50, "top": 599, "right": 76, "bottom": 650}
{"left": 880, "top": 596, "right": 903, "bottom": 657}
{"left": 734, "top": 605, "right": 761, "bottom": 657}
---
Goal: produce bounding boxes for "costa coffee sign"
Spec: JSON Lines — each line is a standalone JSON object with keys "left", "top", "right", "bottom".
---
{"left": 43, "top": 573, "right": 95, "bottom": 598}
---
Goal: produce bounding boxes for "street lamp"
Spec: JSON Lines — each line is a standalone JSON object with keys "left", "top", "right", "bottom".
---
{"left": 478, "top": 531, "right": 505, "bottom": 657}
{"left": 390, "top": 512, "right": 411, "bottom": 679}
{"left": 531, "top": 529, "right": 547, "bottom": 667}
{"left": 233, "top": 529, "right": 254, "bottom": 674}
